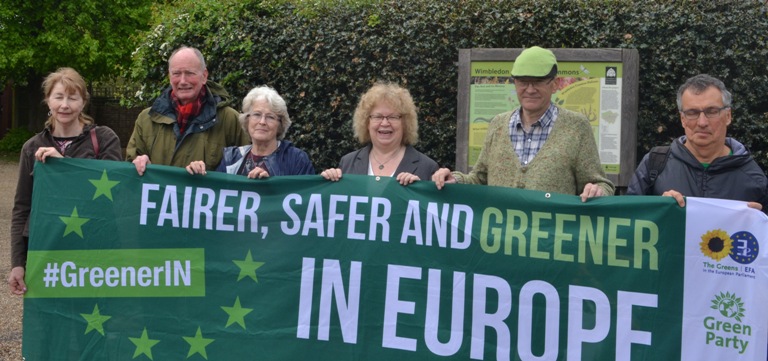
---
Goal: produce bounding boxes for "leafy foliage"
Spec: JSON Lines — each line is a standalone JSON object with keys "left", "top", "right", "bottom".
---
{"left": 123, "top": 0, "right": 768, "bottom": 173}
{"left": 0, "top": 127, "right": 35, "bottom": 153}
{"left": 0, "top": 0, "right": 153, "bottom": 86}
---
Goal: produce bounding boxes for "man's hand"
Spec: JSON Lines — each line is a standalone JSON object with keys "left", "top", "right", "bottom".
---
{"left": 661, "top": 189, "right": 686, "bottom": 207}
{"left": 431, "top": 168, "right": 456, "bottom": 190}
{"left": 133, "top": 155, "right": 151, "bottom": 176}
{"left": 580, "top": 183, "right": 605, "bottom": 202}
{"left": 186, "top": 161, "right": 207, "bottom": 175}
{"left": 747, "top": 202, "right": 762, "bottom": 211}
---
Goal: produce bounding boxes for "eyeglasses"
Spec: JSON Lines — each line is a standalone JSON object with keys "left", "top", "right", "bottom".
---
{"left": 513, "top": 78, "right": 554, "bottom": 89}
{"left": 245, "top": 112, "right": 280, "bottom": 123}
{"left": 680, "top": 106, "right": 730, "bottom": 120}
{"left": 369, "top": 114, "right": 402, "bottom": 123}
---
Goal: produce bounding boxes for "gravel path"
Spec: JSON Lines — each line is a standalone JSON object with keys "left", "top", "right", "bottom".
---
{"left": 0, "top": 158, "right": 23, "bottom": 360}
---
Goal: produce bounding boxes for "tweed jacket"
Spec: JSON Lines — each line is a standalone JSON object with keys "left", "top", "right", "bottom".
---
{"left": 453, "top": 106, "right": 614, "bottom": 196}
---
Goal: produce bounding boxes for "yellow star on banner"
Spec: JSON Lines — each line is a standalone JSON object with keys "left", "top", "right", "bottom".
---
{"left": 59, "top": 207, "right": 90, "bottom": 238}
{"left": 129, "top": 328, "right": 160, "bottom": 360}
{"left": 89, "top": 169, "right": 120, "bottom": 201}
{"left": 221, "top": 296, "right": 253, "bottom": 329}
{"left": 183, "top": 326, "right": 215, "bottom": 359}
{"left": 233, "top": 250, "right": 264, "bottom": 282}
{"left": 81, "top": 304, "right": 111, "bottom": 336}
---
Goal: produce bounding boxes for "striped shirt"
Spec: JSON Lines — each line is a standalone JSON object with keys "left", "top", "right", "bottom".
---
{"left": 509, "top": 104, "right": 559, "bottom": 166}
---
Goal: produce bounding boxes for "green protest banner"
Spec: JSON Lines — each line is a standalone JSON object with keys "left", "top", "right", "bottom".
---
{"left": 21, "top": 158, "right": 707, "bottom": 360}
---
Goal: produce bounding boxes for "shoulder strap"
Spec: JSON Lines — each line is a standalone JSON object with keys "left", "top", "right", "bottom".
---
{"left": 90, "top": 127, "right": 100, "bottom": 158}
{"left": 647, "top": 145, "right": 670, "bottom": 184}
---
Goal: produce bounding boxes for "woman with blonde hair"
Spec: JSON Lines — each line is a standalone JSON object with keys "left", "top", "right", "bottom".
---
{"left": 321, "top": 82, "right": 438, "bottom": 184}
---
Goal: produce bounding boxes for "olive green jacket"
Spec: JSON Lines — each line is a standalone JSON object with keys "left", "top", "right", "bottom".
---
{"left": 454, "top": 106, "right": 615, "bottom": 196}
{"left": 126, "top": 81, "right": 250, "bottom": 170}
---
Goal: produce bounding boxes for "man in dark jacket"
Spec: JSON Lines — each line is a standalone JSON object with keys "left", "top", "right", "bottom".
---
{"left": 627, "top": 74, "right": 768, "bottom": 212}
{"left": 126, "top": 46, "right": 250, "bottom": 175}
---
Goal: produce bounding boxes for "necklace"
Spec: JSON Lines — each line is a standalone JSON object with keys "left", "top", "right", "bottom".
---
{"left": 371, "top": 147, "right": 402, "bottom": 170}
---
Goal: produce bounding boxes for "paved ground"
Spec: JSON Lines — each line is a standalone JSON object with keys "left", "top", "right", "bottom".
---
{"left": 0, "top": 157, "right": 24, "bottom": 360}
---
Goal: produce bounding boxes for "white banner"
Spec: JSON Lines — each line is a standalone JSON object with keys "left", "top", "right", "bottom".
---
{"left": 682, "top": 197, "right": 768, "bottom": 360}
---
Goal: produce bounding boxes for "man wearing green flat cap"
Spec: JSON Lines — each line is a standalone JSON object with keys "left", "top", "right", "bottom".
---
{"left": 432, "top": 46, "right": 614, "bottom": 201}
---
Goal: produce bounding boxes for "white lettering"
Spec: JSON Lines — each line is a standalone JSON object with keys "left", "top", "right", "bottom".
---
{"left": 470, "top": 274, "right": 512, "bottom": 361}
{"left": 139, "top": 184, "right": 160, "bottom": 225}
{"left": 567, "top": 285, "right": 611, "bottom": 360}
{"left": 451, "top": 204, "right": 473, "bottom": 250}
{"left": 401, "top": 200, "right": 424, "bottom": 245}
{"left": 425, "top": 269, "right": 465, "bottom": 356}
{"left": 616, "top": 291, "right": 657, "bottom": 359}
{"left": 282, "top": 193, "right": 302, "bottom": 235}
{"left": 297, "top": 257, "right": 316, "bottom": 339}
{"left": 193, "top": 187, "right": 216, "bottom": 229}
{"left": 327, "top": 195, "right": 348, "bottom": 238}
{"left": 318, "top": 259, "right": 361, "bottom": 343}
{"left": 347, "top": 196, "right": 368, "bottom": 240}
{"left": 383, "top": 265, "right": 421, "bottom": 351}
{"left": 215, "top": 190, "right": 237, "bottom": 231}
{"left": 369, "top": 197, "right": 391, "bottom": 241}
{"left": 303, "top": 194, "right": 325, "bottom": 236}
{"left": 517, "top": 280, "right": 559, "bottom": 360}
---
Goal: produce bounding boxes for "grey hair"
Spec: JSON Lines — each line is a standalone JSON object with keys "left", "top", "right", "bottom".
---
{"left": 676, "top": 74, "right": 732, "bottom": 111}
{"left": 168, "top": 46, "right": 207, "bottom": 72}
{"left": 239, "top": 85, "right": 292, "bottom": 140}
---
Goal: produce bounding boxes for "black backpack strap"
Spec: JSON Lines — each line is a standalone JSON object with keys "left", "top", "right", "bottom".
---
{"left": 647, "top": 145, "right": 670, "bottom": 185}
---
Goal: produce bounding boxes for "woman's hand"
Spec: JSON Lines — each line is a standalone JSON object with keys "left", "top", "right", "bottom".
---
{"left": 396, "top": 172, "right": 420, "bottom": 185}
{"left": 321, "top": 168, "right": 343, "bottom": 181}
{"left": 247, "top": 167, "right": 270, "bottom": 179}
{"left": 8, "top": 266, "right": 26, "bottom": 295}
{"left": 186, "top": 161, "right": 207, "bottom": 175}
{"left": 35, "top": 147, "right": 63, "bottom": 162}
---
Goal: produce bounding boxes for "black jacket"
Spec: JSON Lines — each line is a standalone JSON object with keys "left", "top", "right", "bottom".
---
{"left": 339, "top": 144, "right": 439, "bottom": 180}
{"left": 627, "top": 136, "right": 768, "bottom": 212}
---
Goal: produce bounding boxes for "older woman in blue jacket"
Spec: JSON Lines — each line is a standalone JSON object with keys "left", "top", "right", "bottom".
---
{"left": 186, "top": 85, "right": 314, "bottom": 177}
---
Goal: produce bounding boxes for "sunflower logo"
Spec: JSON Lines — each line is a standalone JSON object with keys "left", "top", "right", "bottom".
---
{"left": 710, "top": 292, "right": 745, "bottom": 322}
{"left": 699, "top": 229, "right": 733, "bottom": 261}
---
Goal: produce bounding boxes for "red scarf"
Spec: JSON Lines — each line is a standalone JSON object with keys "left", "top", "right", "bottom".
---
{"left": 172, "top": 87, "right": 206, "bottom": 134}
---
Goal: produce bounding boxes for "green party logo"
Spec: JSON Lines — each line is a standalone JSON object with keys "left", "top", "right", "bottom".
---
{"left": 710, "top": 292, "right": 745, "bottom": 322}
{"left": 703, "top": 292, "right": 751, "bottom": 354}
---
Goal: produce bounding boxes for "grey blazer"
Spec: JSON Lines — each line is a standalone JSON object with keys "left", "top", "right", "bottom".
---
{"left": 339, "top": 144, "right": 439, "bottom": 180}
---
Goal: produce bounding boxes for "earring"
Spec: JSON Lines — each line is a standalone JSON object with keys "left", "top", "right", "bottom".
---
{"left": 47, "top": 110, "right": 52, "bottom": 117}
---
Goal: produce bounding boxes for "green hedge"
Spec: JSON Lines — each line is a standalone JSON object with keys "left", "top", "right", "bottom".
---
{"left": 125, "top": 0, "right": 768, "bottom": 174}
{"left": 0, "top": 127, "right": 35, "bottom": 153}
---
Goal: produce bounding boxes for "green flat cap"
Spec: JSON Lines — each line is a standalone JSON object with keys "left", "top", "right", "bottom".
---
{"left": 511, "top": 46, "right": 558, "bottom": 78}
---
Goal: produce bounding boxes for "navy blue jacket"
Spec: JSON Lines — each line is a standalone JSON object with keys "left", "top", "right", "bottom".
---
{"left": 216, "top": 140, "right": 315, "bottom": 176}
